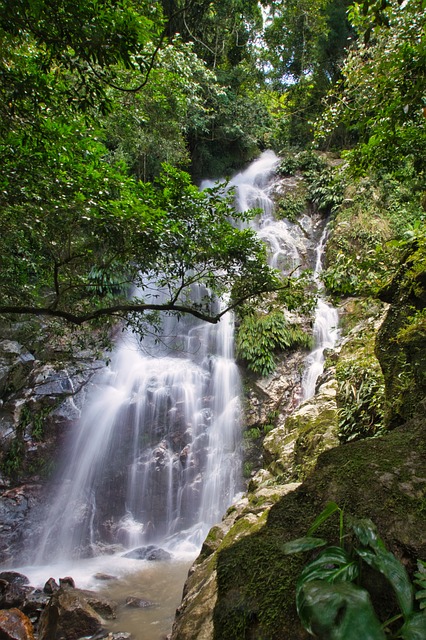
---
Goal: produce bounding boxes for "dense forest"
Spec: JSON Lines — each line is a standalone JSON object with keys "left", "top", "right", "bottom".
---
{"left": 0, "top": 0, "right": 425, "bottom": 638}
{"left": 1, "top": 0, "right": 424, "bottom": 343}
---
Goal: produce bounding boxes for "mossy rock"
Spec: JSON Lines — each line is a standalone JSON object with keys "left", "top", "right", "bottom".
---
{"left": 171, "top": 414, "right": 426, "bottom": 640}
{"left": 376, "top": 241, "right": 426, "bottom": 428}
{"left": 263, "top": 380, "right": 338, "bottom": 481}
{"left": 210, "top": 414, "right": 426, "bottom": 640}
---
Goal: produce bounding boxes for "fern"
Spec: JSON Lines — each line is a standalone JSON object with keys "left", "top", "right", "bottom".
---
{"left": 236, "top": 311, "right": 312, "bottom": 376}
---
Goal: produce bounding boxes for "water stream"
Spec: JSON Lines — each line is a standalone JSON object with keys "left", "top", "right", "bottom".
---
{"left": 301, "top": 226, "right": 339, "bottom": 400}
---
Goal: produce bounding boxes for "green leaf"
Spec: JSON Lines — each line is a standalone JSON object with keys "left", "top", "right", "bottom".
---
{"left": 297, "top": 580, "right": 386, "bottom": 639}
{"left": 297, "top": 546, "right": 359, "bottom": 588}
{"left": 400, "top": 611, "right": 426, "bottom": 640}
{"left": 282, "top": 537, "right": 327, "bottom": 554}
{"left": 307, "top": 501, "right": 341, "bottom": 536}
{"left": 356, "top": 547, "right": 413, "bottom": 617}
{"left": 351, "top": 517, "right": 386, "bottom": 552}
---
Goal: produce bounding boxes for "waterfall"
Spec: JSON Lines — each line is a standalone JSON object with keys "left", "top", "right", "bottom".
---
{"left": 30, "top": 152, "right": 282, "bottom": 567}
{"left": 301, "top": 226, "right": 339, "bottom": 400}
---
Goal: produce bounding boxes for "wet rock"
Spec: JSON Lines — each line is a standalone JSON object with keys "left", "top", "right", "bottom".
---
{"left": 0, "top": 341, "right": 35, "bottom": 398}
{"left": 0, "top": 577, "right": 32, "bottom": 609}
{"left": 0, "top": 608, "right": 35, "bottom": 640}
{"left": 79, "top": 590, "right": 117, "bottom": 620}
{"left": 43, "top": 577, "right": 59, "bottom": 594}
{"left": 37, "top": 588, "right": 104, "bottom": 640}
{"left": 21, "top": 588, "right": 50, "bottom": 618}
{"left": 93, "top": 573, "right": 117, "bottom": 582}
{"left": 0, "top": 571, "right": 30, "bottom": 586}
{"left": 59, "top": 576, "right": 76, "bottom": 589}
{"left": 123, "top": 545, "right": 172, "bottom": 561}
{"left": 125, "top": 596, "right": 158, "bottom": 608}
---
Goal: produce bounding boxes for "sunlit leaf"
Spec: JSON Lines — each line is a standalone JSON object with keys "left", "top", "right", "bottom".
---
{"left": 282, "top": 537, "right": 327, "bottom": 554}
{"left": 307, "top": 502, "right": 341, "bottom": 536}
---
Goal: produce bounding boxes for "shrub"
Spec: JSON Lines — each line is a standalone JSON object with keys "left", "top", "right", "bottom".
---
{"left": 236, "top": 311, "right": 312, "bottom": 376}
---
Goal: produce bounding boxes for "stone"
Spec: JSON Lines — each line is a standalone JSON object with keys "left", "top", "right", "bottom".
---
{"left": 125, "top": 596, "right": 157, "bottom": 608}
{"left": 0, "top": 608, "right": 35, "bottom": 640}
{"left": 37, "top": 588, "right": 104, "bottom": 640}
{"left": 0, "top": 572, "right": 30, "bottom": 586}
{"left": 59, "top": 576, "right": 75, "bottom": 589}
{"left": 123, "top": 545, "right": 172, "bottom": 561}
{"left": 0, "top": 578, "right": 32, "bottom": 609}
{"left": 43, "top": 577, "right": 59, "bottom": 594}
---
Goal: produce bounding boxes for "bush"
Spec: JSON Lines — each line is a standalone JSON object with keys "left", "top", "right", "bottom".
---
{"left": 236, "top": 311, "right": 312, "bottom": 376}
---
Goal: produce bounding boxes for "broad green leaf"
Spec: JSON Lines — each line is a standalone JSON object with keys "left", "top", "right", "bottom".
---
{"left": 307, "top": 502, "right": 341, "bottom": 536}
{"left": 282, "top": 537, "right": 327, "bottom": 554}
{"left": 414, "top": 590, "right": 426, "bottom": 610}
{"left": 400, "top": 611, "right": 426, "bottom": 640}
{"left": 297, "top": 546, "right": 359, "bottom": 589}
{"left": 297, "top": 580, "right": 386, "bottom": 639}
{"left": 356, "top": 547, "right": 413, "bottom": 617}
{"left": 350, "top": 517, "right": 385, "bottom": 551}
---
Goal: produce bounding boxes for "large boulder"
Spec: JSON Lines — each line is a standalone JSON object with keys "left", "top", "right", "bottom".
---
{"left": 37, "top": 586, "right": 116, "bottom": 640}
{"left": 172, "top": 413, "right": 426, "bottom": 639}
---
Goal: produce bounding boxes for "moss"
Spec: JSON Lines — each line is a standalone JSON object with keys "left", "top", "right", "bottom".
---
{"left": 376, "top": 241, "right": 426, "bottom": 428}
{"left": 212, "top": 415, "right": 426, "bottom": 639}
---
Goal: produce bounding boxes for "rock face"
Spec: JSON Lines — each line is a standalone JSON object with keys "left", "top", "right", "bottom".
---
{"left": 0, "top": 337, "right": 101, "bottom": 563}
{"left": 172, "top": 414, "right": 426, "bottom": 640}
{"left": 171, "top": 278, "right": 426, "bottom": 639}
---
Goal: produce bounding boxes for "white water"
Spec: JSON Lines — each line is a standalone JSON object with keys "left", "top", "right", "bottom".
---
{"left": 301, "top": 226, "right": 339, "bottom": 400}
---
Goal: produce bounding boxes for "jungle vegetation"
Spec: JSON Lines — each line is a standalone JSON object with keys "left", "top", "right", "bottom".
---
{"left": 0, "top": 0, "right": 424, "bottom": 345}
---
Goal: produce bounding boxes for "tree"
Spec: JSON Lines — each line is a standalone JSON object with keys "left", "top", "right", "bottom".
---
{"left": 261, "top": 0, "right": 354, "bottom": 147}
{"left": 0, "top": 0, "right": 280, "bottom": 336}
{"left": 317, "top": 0, "right": 426, "bottom": 174}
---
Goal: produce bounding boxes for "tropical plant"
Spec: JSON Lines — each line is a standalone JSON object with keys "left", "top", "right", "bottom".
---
{"left": 236, "top": 310, "right": 312, "bottom": 376}
{"left": 283, "top": 502, "right": 426, "bottom": 639}
{"left": 336, "top": 361, "right": 385, "bottom": 442}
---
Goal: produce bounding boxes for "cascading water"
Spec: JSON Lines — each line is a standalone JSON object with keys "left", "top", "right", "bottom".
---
{"left": 33, "top": 290, "right": 242, "bottom": 564}
{"left": 301, "top": 226, "right": 339, "bottom": 400}
{"left": 9, "top": 150, "right": 338, "bottom": 638}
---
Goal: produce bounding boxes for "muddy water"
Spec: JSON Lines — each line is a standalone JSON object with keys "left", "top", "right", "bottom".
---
{"left": 98, "top": 559, "right": 193, "bottom": 639}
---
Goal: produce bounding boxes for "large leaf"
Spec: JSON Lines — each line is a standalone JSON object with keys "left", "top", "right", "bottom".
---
{"left": 307, "top": 501, "right": 341, "bottom": 536}
{"left": 297, "top": 580, "right": 386, "bottom": 639}
{"left": 400, "top": 611, "right": 426, "bottom": 640}
{"left": 296, "top": 546, "right": 359, "bottom": 611}
{"left": 350, "top": 517, "right": 386, "bottom": 552}
{"left": 356, "top": 547, "right": 413, "bottom": 617}
{"left": 282, "top": 536, "right": 327, "bottom": 554}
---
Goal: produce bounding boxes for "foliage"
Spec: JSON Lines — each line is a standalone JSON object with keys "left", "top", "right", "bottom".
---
{"left": 161, "top": 0, "right": 263, "bottom": 69}
{"left": 262, "top": 0, "right": 354, "bottom": 146}
{"left": 236, "top": 311, "right": 312, "bottom": 376}
{"left": 278, "top": 151, "right": 344, "bottom": 214}
{"left": 278, "top": 150, "right": 327, "bottom": 176}
{"left": 0, "top": 151, "right": 279, "bottom": 331}
{"left": 336, "top": 361, "right": 385, "bottom": 442}
{"left": 317, "top": 0, "right": 426, "bottom": 176}
{"left": 0, "top": 0, "right": 164, "bottom": 122}
{"left": 283, "top": 502, "right": 426, "bottom": 639}
{"left": 276, "top": 190, "right": 308, "bottom": 223}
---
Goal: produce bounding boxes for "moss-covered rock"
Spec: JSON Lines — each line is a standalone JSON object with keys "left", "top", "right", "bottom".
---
{"left": 263, "top": 379, "right": 338, "bottom": 481}
{"left": 210, "top": 415, "right": 426, "bottom": 640}
{"left": 376, "top": 241, "right": 426, "bottom": 428}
